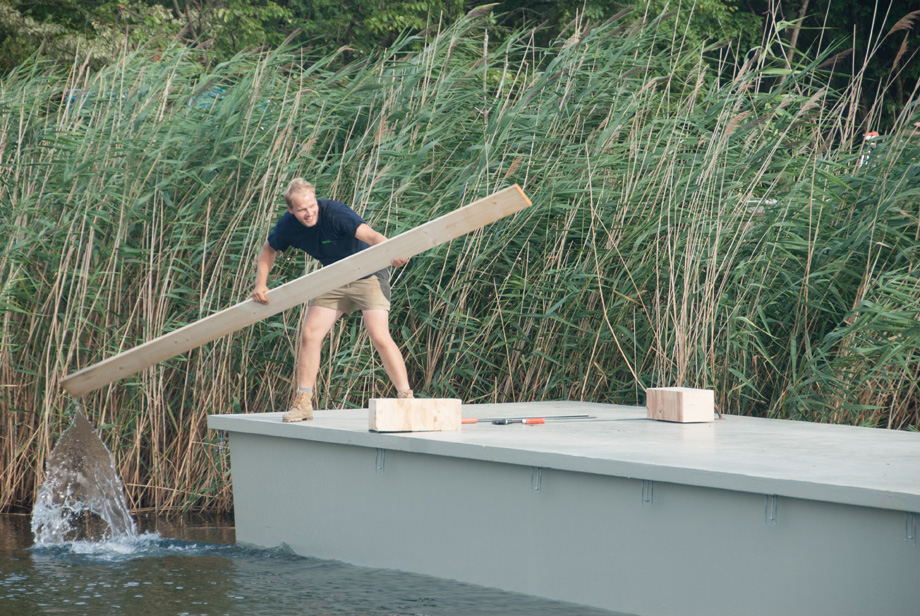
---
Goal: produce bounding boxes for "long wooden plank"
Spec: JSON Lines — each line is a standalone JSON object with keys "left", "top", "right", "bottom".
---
{"left": 60, "top": 185, "right": 531, "bottom": 397}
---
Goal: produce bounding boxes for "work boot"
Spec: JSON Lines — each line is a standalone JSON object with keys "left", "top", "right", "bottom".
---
{"left": 283, "top": 391, "right": 313, "bottom": 422}
{"left": 397, "top": 389, "right": 414, "bottom": 399}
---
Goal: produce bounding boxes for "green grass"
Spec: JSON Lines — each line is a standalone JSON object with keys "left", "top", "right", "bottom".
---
{"left": 2, "top": 12, "right": 919, "bottom": 514}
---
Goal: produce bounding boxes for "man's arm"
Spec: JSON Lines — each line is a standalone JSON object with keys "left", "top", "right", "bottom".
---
{"left": 355, "top": 223, "right": 408, "bottom": 267}
{"left": 252, "top": 241, "right": 277, "bottom": 304}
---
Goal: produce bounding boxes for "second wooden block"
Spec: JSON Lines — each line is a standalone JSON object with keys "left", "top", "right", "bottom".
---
{"left": 646, "top": 387, "right": 715, "bottom": 423}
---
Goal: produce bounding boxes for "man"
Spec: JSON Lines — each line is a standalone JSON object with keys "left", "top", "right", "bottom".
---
{"left": 252, "top": 178, "right": 413, "bottom": 422}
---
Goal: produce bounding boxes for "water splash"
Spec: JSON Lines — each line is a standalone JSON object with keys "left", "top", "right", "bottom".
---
{"left": 31, "top": 411, "right": 137, "bottom": 545}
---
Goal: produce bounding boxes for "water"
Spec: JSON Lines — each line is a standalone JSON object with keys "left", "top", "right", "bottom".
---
{"left": 0, "top": 514, "right": 624, "bottom": 615}
{"left": 6, "top": 412, "right": 624, "bottom": 615}
{"left": 31, "top": 412, "right": 136, "bottom": 544}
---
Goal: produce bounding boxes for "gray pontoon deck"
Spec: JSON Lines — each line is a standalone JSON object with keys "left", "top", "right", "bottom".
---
{"left": 209, "top": 401, "right": 920, "bottom": 616}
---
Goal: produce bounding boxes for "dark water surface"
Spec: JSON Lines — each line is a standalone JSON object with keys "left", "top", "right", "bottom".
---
{"left": 1, "top": 514, "right": 623, "bottom": 616}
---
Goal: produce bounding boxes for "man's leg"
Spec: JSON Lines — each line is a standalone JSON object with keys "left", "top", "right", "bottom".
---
{"left": 361, "top": 309, "right": 411, "bottom": 395}
{"left": 298, "top": 306, "right": 343, "bottom": 389}
{"left": 284, "top": 306, "right": 342, "bottom": 422}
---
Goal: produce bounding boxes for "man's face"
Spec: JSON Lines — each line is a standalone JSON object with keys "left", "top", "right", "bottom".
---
{"left": 288, "top": 191, "right": 319, "bottom": 227}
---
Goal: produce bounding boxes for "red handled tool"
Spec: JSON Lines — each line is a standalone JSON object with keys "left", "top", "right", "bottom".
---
{"left": 461, "top": 414, "right": 593, "bottom": 425}
{"left": 492, "top": 418, "right": 547, "bottom": 425}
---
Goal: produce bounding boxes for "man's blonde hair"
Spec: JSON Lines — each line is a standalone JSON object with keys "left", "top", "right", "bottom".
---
{"left": 284, "top": 178, "right": 316, "bottom": 208}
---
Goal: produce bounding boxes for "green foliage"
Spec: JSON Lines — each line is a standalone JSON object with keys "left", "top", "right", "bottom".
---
{"left": 201, "top": 0, "right": 292, "bottom": 57}
{"left": 643, "top": 0, "right": 764, "bottom": 51}
{"left": 0, "top": 0, "right": 180, "bottom": 71}
{"left": 2, "top": 13, "right": 919, "bottom": 514}
{"left": 0, "top": 0, "right": 292, "bottom": 72}
{"left": 768, "top": 0, "right": 920, "bottom": 130}
{"left": 283, "top": 0, "right": 468, "bottom": 52}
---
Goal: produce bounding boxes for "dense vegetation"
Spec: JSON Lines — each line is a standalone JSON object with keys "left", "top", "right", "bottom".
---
{"left": 1, "top": 8, "right": 919, "bottom": 514}
{"left": 3, "top": 1, "right": 920, "bottom": 126}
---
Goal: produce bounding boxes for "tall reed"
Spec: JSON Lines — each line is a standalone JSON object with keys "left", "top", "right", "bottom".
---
{"left": 2, "top": 12, "right": 918, "bottom": 514}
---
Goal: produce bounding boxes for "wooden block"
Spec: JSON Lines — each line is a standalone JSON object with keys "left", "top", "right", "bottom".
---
{"left": 369, "top": 398, "right": 462, "bottom": 432}
{"left": 646, "top": 387, "right": 715, "bottom": 423}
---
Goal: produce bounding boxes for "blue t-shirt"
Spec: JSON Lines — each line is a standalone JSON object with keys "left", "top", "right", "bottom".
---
{"left": 267, "top": 199, "right": 368, "bottom": 265}
{"left": 267, "top": 199, "right": 385, "bottom": 279}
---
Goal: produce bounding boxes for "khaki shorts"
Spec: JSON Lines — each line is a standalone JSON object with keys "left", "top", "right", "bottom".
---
{"left": 309, "top": 271, "right": 391, "bottom": 314}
